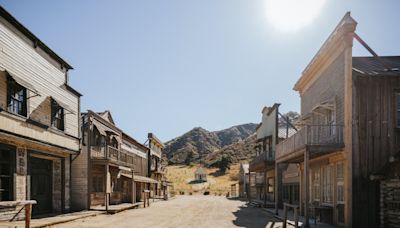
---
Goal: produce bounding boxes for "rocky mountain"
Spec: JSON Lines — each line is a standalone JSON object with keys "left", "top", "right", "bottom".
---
{"left": 206, "top": 134, "right": 257, "bottom": 164}
{"left": 164, "top": 123, "right": 257, "bottom": 164}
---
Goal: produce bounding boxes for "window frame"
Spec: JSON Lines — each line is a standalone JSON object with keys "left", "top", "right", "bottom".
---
{"left": 336, "top": 162, "right": 345, "bottom": 204}
{"left": 51, "top": 99, "right": 65, "bottom": 131}
{"left": 267, "top": 177, "right": 274, "bottom": 193}
{"left": 7, "top": 77, "right": 27, "bottom": 117}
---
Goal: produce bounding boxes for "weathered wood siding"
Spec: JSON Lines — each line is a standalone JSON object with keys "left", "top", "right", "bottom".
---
{"left": 70, "top": 127, "right": 89, "bottom": 211}
{"left": 301, "top": 53, "right": 345, "bottom": 125}
{"left": 0, "top": 17, "right": 79, "bottom": 151}
{"left": 352, "top": 73, "right": 400, "bottom": 227}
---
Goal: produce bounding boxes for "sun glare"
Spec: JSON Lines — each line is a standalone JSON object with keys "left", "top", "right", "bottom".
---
{"left": 265, "top": 0, "right": 326, "bottom": 32}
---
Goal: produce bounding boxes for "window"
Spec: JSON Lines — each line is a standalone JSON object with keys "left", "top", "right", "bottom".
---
{"left": 111, "top": 137, "right": 118, "bottom": 149}
{"left": 336, "top": 162, "right": 344, "bottom": 203}
{"left": 322, "top": 165, "right": 333, "bottom": 203}
{"left": 92, "top": 176, "right": 104, "bottom": 192}
{"left": 7, "top": 77, "right": 27, "bottom": 116}
{"left": 51, "top": 100, "right": 64, "bottom": 131}
{"left": 92, "top": 127, "right": 105, "bottom": 147}
{"left": 312, "top": 167, "right": 321, "bottom": 202}
{"left": 397, "top": 93, "right": 400, "bottom": 128}
{"left": 267, "top": 177, "right": 274, "bottom": 193}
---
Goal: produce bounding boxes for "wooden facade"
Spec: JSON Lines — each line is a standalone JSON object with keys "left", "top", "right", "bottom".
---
{"left": 147, "top": 133, "right": 167, "bottom": 199}
{"left": 249, "top": 104, "right": 296, "bottom": 207}
{"left": 0, "top": 6, "right": 80, "bottom": 220}
{"left": 238, "top": 163, "right": 249, "bottom": 198}
{"left": 276, "top": 12, "right": 400, "bottom": 228}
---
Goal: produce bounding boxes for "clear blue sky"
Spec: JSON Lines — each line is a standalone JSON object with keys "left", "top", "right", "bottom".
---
{"left": 1, "top": 0, "right": 399, "bottom": 143}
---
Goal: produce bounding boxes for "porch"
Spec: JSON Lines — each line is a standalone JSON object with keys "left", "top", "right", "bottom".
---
{"left": 275, "top": 125, "right": 345, "bottom": 228}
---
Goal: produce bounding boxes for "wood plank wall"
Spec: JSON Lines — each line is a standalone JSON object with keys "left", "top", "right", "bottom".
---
{"left": 352, "top": 73, "right": 400, "bottom": 227}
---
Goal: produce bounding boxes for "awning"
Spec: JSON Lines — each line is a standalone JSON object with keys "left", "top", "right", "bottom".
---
{"left": 92, "top": 119, "right": 119, "bottom": 136}
{"left": 3, "top": 70, "right": 40, "bottom": 95}
{"left": 312, "top": 99, "right": 335, "bottom": 115}
{"left": 51, "top": 96, "right": 76, "bottom": 114}
{"left": 92, "top": 120, "right": 108, "bottom": 136}
{"left": 133, "top": 175, "right": 159, "bottom": 184}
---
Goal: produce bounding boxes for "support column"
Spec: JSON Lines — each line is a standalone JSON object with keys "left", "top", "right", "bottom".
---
{"left": 248, "top": 172, "right": 251, "bottom": 202}
{"left": 263, "top": 170, "right": 267, "bottom": 207}
{"left": 275, "top": 163, "right": 279, "bottom": 215}
{"left": 304, "top": 149, "right": 310, "bottom": 228}
{"left": 105, "top": 164, "right": 109, "bottom": 212}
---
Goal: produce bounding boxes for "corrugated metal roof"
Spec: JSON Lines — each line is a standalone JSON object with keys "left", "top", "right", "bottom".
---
{"left": 352, "top": 56, "right": 400, "bottom": 75}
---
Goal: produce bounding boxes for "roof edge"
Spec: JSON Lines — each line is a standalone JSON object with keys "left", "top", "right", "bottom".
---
{"left": 0, "top": 6, "right": 73, "bottom": 70}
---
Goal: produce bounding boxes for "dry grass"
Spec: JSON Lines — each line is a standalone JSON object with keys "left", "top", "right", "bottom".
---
{"left": 166, "top": 164, "right": 240, "bottom": 195}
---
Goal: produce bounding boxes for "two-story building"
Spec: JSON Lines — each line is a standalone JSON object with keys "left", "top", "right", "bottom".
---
{"left": 249, "top": 104, "right": 296, "bottom": 207}
{"left": 276, "top": 12, "right": 400, "bottom": 227}
{"left": 0, "top": 6, "right": 81, "bottom": 218}
{"left": 147, "top": 133, "right": 166, "bottom": 198}
{"left": 122, "top": 132, "right": 158, "bottom": 203}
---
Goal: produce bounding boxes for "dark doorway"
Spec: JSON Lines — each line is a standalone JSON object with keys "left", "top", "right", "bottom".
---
{"left": 0, "top": 144, "right": 15, "bottom": 201}
{"left": 29, "top": 156, "right": 52, "bottom": 215}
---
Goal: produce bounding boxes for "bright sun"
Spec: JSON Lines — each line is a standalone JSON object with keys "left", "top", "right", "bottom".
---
{"left": 265, "top": 0, "right": 326, "bottom": 32}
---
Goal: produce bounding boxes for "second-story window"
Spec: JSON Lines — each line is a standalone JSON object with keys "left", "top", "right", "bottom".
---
{"left": 111, "top": 137, "right": 118, "bottom": 148}
{"left": 7, "top": 77, "right": 27, "bottom": 117}
{"left": 51, "top": 100, "right": 64, "bottom": 131}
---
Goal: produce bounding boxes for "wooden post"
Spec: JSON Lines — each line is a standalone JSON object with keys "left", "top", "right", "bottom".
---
{"left": 283, "top": 204, "right": 287, "bottom": 228}
{"left": 304, "top": 149, "right": 310, "bottom": 228}
{"left": 248, "top": 172, "right": 251, "bottom": 202}
{"left": 275, "top": 163, "right": 279, "bottom": 215}
{"left": 25, "top": 204, "right": 32, "bottom": 228}
{"left": 294, "top": 206, "right": 299, "bottom": 228}
{"left": 263, "top": 170, "right": 267, "bottom": 207}
{"left": 105, "top": 164, "right": 109, "bottom": 213}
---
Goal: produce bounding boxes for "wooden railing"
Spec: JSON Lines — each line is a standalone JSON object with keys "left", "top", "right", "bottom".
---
{"left": 0, "top": 200, "right": 37, "bottom": 228}
{"left": 250, "top": 150, "right": 274, "bottom": 166}
{"left": 107, "top": 146, "right": 119, "bottom": 161}
{"left": 276, "top": 125, "right": 343, "bottom": 160}
{"left": 91, "top": 146, "right": 136, "bottom": 168}
{"left": 283, "top": 203, "right": 300, "bottom": 228}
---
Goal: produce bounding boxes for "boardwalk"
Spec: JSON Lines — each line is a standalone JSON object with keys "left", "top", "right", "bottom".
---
{"left": 57, "top": 196, "right": 283, "bottom": 228}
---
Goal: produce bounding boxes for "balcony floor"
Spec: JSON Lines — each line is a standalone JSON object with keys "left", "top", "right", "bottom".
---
{"left": 276, "top": 143, "right": 344, "bottom": 163}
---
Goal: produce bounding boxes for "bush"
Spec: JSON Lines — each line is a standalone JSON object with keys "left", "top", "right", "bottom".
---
{"left": 204, "top": 191, "right": 210, "bottom": 195}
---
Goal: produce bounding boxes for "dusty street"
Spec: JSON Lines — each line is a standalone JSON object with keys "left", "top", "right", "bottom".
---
{"left": 57, "top": 196, "right": 283, "bottom": 228}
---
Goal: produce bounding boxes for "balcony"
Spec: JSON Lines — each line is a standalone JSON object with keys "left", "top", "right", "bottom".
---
{"left": 249, "top": 151, "right": 275, "bottom": 172}
{"left": 276, "top": 125, "right": 344, "bottom": 162}
{"left": 91, "top": 145, "right": 134, "bottom": 168}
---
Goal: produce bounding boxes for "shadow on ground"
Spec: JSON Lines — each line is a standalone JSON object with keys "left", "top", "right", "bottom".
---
{"left": 232, "top": 203, "right": 282, "bottom": 228}
{"left": 209, "top": 170, "right": 226, "bottom": 177}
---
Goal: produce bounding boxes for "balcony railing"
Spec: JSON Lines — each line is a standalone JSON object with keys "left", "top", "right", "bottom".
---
{"left": 91, "top": 146, "right": 134, "bottom": 168}
{"left": 276, "top": 125, "right": 344, "bottom": 160}
{"left": 249, "top": 151, "right": 275, "bottom": 171}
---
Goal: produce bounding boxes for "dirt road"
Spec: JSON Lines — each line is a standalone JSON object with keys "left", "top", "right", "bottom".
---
{"left": 57, "top": 195, "right": 283, "bottom": 228}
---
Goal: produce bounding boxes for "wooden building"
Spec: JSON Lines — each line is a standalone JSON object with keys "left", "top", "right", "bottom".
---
{"left": 275, "top": 12, "right": 400, "bottom": 227}
{"left": 194, "top": 167, "right": 207, "bottom": 182}
{"left": 0, "top": 6, "right": 81, "bottom": 219}
{"left": 122, "top": 132, "right": 157, "bottom": 203}
{"left": 238, "top": 163, "right": 249, "bottom": 198}
{"left": 249, "top": 104, "right": 296, "bottom": 207}
{"left": 147, "top": 133, "right": 167, "bottom": 199}
{"left": 71, "top": 110, "right": 157, "bottom": 211}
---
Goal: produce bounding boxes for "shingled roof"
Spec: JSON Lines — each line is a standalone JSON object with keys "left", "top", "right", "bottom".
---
{"left": 352, "top": 56, "right": 400, "bottom": 75}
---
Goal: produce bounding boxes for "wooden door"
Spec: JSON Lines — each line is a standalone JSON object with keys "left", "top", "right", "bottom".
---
{"left": 0, "top": 144, "right": 15, "bottom": 201}
{"left": 30, "top": 156, "right": 53, "bottom": 215}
